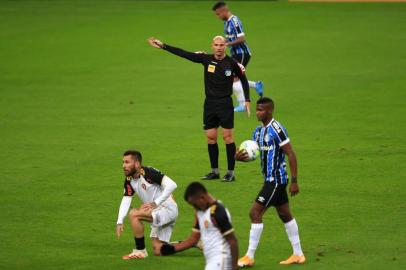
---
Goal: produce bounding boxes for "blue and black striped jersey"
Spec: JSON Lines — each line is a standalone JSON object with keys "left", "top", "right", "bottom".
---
{"left": 252, "top": 119, "right": 290, "bottom": 184}
{"left": 224, "top": 15, "right": 251, "bottom": 56}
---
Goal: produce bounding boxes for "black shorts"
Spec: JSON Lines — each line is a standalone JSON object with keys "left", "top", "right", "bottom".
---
{"left": 231, "top": 53, "right": 251, "bottom": 67}
{"left": 255, "top": 182, "right": 288, "bottom": 208}
{"left": 203, "top": 97, "right": 234, "bottom": 130}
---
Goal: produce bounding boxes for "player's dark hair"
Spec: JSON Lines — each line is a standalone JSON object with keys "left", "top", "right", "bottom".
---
{"left": 257, "top": 97, "right": 274, "bottom": 108}
{"left": 184, "top": 182, "right": 208, "bottom": 201}
{"left": 212, "top": 1, "right": 227, "bottom": 11}
{"left": 123, "top": 150, "right": 142, "bottom": 163}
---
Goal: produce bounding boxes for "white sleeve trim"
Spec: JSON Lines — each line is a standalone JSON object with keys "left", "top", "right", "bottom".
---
{"left": 279, "top": 138, "right": 290, "bottom": 147}
{"left": 117, "top": 196, "right": 132, "bottom": 224}
{"left": 154, "top": 175, "right": 177, "bottom": 206}
{"left": 237, "top": 32, "right": 245, "bottom": 37}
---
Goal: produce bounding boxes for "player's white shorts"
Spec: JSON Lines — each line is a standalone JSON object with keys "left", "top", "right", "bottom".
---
{"left": 150, "top": 203, "right": 178, "bottom": 242}
{"left": 205, "top": 255, "right": 232, "bottom": 270}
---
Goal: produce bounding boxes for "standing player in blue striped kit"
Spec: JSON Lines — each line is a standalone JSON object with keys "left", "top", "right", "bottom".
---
{"left": 236, "top": 97, "right": 306, "bottom": 267}
{"left": 213, "top": 1, "right": 264, "bottom": 112}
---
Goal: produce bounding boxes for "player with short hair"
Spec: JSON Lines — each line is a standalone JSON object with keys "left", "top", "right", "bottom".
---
{"left": 236, "top": 97, "right": 306, "bottom": 266}
{"left": 148, "top": 36, "right": 250, "bottom": 182}
{"left": 116, "top": 150, "right": 178, "bottom": 259}
{"left": 160, "top": 182, "right": 239, "bottom": 270}
{"left": 212, "top": 1, "right": 264, "bottom": 112}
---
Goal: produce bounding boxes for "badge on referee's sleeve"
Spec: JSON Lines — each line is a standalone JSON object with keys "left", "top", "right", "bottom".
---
{"left": 207, "top": 64, "right": 216, "bottom": 73}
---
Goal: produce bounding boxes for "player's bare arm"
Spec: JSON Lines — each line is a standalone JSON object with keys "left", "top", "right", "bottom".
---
{"left": 225, "top": 232, "right": 239, "bottom": 270}
{"left": 226, "top": 36, "right": 246, "bottom": 47}
{"left": 160, "top": 231, "right": 201, "bottom": 255}
{"left": 281, "top": 142, "right": 299, "bottom": 196}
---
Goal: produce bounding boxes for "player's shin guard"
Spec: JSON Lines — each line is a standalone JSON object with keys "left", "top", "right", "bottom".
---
{"left": 208, "top": 143, "right": 219, "bottom": 171}
{"left": 284, "top": 219, "right": 304, "bottom": 256}
{"left": 247, "top": 223, "right": 264, "bottom": 259}
{"left": 225, "top": 143, "right": 236, "bottom": 171}
{"left": 233, "top": 81, "right": 245, "bottom": 106}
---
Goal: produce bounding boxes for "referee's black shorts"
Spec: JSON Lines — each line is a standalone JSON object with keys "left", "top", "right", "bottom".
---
{"left": 255, "top": 181, "right": 288, "bottom": 208}
{"left": 231, "top": 53, "right": 251, "bottom": 68}
{"left": 203, "top": 97, "right": 234, "bottom": 130}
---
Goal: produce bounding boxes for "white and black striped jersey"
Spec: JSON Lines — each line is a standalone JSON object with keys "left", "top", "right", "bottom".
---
{"left": 192, "top": 201, "right": 234, "bottom": 260}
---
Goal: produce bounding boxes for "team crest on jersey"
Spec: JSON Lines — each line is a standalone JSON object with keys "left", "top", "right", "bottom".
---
{"left": 204, "top": 220, "right": 209, "bottom": 228}
{"left": 141, "top": 183, "right": 147, "bottom": 190}
{"left": 225, "top": 70, "right": 232, "bottom": 76}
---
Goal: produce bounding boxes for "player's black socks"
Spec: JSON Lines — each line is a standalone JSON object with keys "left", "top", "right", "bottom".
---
{"left": 226, "top": 142, "right": 236, "bottom": 171}
{"left": 135, "top": 236, "right": 145, "bottom": 250}
{"left": 208, "top": 143, "right": 219, "bottom": 170}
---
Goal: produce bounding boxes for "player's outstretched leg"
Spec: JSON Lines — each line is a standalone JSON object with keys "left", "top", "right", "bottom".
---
{"left": 276, "top": 203, "right": 306, "bottom": 265}
{"left": 202, "top": 128, "right": 220, "bottom": 180}
{"left": 248, "top": 81, "right": 264, "bottom": 97}
{"left": 122, "top": 208, "right": 152, "bottom": 260}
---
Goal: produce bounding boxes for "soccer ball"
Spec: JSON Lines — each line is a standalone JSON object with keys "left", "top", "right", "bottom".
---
{"left": 239, "top": 140, "right": 260, "bottom": 161}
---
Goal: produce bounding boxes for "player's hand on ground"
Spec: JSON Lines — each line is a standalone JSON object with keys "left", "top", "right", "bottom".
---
{"left": 289, "top": 183, "right": 299, "bottom": 196}
{"left": 235, "top": 149, "right": 249, "bottom": 162}
{"left": 245, "top": 101, "right": 251, "bottom": 117}
{"left": 148, "top": 37, "right": 164, "bottom": 49}
{"left": 116, "top": 224, "right": 124, "bottom": 239}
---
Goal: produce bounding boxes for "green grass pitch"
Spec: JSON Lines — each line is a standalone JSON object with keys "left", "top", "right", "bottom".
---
{"left": 0, "top": 1, "right": 405, "bottom": 269}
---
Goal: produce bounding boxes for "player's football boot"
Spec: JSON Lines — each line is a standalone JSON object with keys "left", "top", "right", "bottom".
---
{"left": 234, "top": 105, "right": 246, "bottom": 112}
{"left": 279, "top": 254, "right": 306, "bottom": 265}
{"left": 255, "top": 81, "right": 264, "bottom": 97}
{"left": 122, "top": 248, "right": 148, "bottom": 260}
{"left": 222, "top": 173, "right": 235, "bottom": 182}
{"left": 238, "top": 255, "right": 255, "bottom": 267}
{"left": 201, "top": 172, "right": 220, "bottom": 180}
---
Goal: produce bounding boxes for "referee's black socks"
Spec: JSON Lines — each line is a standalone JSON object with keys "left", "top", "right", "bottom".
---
{"left": 208, "top": 143, "right": 219, "bottom": 172}
{"left": 226, "top": 142, "right": 236, "bottom": 173}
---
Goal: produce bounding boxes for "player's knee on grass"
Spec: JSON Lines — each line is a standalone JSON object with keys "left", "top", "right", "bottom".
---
{"left": 152, "top": 240, "right": 163, "bottom": 256}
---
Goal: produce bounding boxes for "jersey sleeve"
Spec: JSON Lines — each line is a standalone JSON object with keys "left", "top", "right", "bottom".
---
{"left": 192, "top": 214, "right": 200, "bottom": 232}
{"left": 123, "top": 179, "right": 135, "bottom": 197}
{"left": 143, "top": 166, "right": 165, "bottom": 185}
{"left": 163, "top": 44, "right": 206, "bottom": 64}
{"left": 211, "top": 203, "right": 234, "bottom": 236}
{"left": 231, "top": 16, "right": 245, "bottom": 37}
{"left": 270, "top": 121, "right": 290, "bottom": 146}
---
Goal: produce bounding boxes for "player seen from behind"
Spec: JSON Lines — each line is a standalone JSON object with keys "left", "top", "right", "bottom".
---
{"left": 160, "top": 182, "right": 239, "bottom": 270}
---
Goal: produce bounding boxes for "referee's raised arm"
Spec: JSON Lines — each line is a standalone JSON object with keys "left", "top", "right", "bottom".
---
{"left": 148, "top": 37, "right": 205, "bottom": 63}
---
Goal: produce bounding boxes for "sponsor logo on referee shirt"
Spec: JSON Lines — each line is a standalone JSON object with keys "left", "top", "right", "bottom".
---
{"left": 225, "top": 70, "right": 232, "bottom": 76}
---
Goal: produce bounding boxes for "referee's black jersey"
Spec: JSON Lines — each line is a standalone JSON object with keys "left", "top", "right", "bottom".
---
{"left": 163, "top": 44, "right": 250, "bottom": 101}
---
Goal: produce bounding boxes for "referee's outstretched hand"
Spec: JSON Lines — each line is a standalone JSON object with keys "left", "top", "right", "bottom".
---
{"left": 148, "top": 37, "right": 164, "bottom": 49}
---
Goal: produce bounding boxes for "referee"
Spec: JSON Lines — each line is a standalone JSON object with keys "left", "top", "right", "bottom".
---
{"left": 148, "top": 36, "right": 250, "bottom": 182}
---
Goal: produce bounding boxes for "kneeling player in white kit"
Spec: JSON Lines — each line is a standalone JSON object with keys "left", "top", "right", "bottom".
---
{"left": 160, "top": 182, "right": 238, "bottom": 270}
{"left": 116, "top": 150, "right": 178, "bottom": 259}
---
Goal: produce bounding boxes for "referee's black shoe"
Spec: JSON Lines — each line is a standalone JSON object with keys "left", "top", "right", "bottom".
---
{"left": 222, "top": 173, "right": 235, "bottom": 182}
{"left": 201, "top": 172, "right": 220, "bottom": 180}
